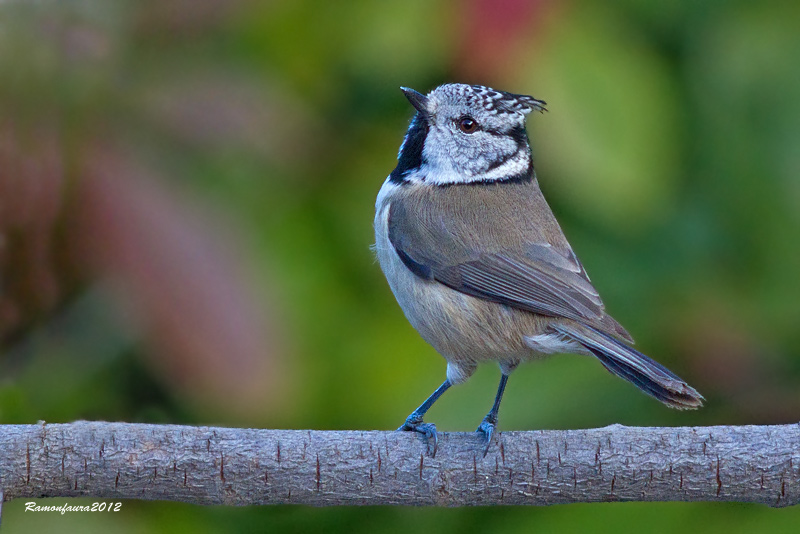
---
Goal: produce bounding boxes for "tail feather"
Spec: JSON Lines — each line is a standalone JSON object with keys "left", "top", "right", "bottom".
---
{"left": 554, "top": 324, "right": 704, "bottom": 410}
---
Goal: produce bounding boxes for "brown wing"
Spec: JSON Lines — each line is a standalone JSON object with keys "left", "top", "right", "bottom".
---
{"left": 387, "top": 181, "right": 633, "bottom": 341}
{"left": 434, "top": 248, "right": 602, "bottom": 322}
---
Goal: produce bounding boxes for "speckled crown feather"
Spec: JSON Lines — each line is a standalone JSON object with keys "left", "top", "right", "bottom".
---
{"left": 432, "top": 84, "right": 547, "bottom": 115}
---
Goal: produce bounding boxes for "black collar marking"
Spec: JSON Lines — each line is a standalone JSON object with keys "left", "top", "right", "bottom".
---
{"left": 434, "top": 164, "right": 534, "bottom": 188}
{"left": 389, "top": 113, "right": 428, "bottom": 184}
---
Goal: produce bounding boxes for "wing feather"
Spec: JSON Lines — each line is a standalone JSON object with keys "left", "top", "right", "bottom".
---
{"left": 435, "top": 252, "right": 602, "bottom": 322}
{"left": 385, "top": 181, "right": 633, "bottom": 342}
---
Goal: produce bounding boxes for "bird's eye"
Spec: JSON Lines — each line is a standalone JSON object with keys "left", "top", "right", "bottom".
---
{"left": 458, "top": 116, "right": 478, "bottom": 134}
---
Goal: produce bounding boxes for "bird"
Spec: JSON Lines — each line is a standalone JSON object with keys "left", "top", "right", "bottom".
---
{"left": 373, "top": 83, "right": 703, "bottom": 455}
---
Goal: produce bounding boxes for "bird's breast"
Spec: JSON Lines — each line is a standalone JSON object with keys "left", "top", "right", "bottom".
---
{"left": 374, "top": 180, "right": 548, "bottom": 364}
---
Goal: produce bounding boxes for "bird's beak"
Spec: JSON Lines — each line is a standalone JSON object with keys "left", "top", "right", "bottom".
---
{"left": 400, "top": 87, "right": 429, "bottom": 115}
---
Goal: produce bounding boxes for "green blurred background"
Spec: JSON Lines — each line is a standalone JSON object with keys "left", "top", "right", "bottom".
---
{"left": 1, "top": 0, "right": 800, "bottom": 531}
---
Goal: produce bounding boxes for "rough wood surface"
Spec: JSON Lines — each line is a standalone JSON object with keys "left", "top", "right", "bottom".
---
{"left": 0, "top": 422, "right": 797, "bottom": 507}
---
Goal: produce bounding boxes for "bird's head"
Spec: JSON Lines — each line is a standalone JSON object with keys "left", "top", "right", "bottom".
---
{"left": 391, "top": 83, "right": 546, "bottom": 186}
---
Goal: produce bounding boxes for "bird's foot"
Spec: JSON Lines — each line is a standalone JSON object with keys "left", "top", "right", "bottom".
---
{"left": 476, "top": 416, "right": 497, "bottom": 457}
{"left": 398, "top": 415, "right": 439, "bottom": 456}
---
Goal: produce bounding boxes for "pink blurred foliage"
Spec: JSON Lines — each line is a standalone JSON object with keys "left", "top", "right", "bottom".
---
{"left": 74, "top": 145, "right": 286, "bottom": 419}
{"left": 0, "top": 0, "right": 294, "bottom": 420}
{"left": 0, "top": 121, "right": 288, "bottom": 419}
{"left": 0, "top": 121, "right": 72, "bottom": 340}
{"left": 453, "top": 0, "right": 554, "bottom": 82}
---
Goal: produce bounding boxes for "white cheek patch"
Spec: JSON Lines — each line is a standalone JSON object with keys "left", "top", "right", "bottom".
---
{"left": 408, "top": 122, "right": 531, "bottom": 185}
{"left": 409, "top": 150, "right": 530, "bottom": 186}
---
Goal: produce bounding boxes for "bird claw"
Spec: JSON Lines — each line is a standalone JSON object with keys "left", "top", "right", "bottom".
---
{"left": 398, "top": 417, "right": 439, "bottom": 456}
{"left": 476, "top": 418, "right": 496, "bottom": 457}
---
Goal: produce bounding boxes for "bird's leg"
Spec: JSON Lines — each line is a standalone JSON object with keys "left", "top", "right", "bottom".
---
{"left": 477, "top": 373, "right": 509, "bottom": 456}
{"left": 398, "top": 379, "right": 451, "bottom": 456}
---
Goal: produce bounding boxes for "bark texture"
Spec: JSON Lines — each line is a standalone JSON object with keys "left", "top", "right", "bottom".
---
{"left": 0, "top": 422, "right": 797, "bottom": 507}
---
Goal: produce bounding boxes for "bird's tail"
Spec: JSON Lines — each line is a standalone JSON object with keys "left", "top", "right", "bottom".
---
{"left": 553, "top": 323, "right": 704, "bottom": 410}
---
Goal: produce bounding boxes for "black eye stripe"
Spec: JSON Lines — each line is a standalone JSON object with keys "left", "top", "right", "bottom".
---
{"left": 507, "top": 125, "right": 528, "bottom": 146}
{"left": 481, "top": 125, "right": 528, "bottom": 149}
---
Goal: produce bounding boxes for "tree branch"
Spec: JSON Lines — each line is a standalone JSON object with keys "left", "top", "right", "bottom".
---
{"left": 0, "top": 422, "right": 797, "bottom": 507}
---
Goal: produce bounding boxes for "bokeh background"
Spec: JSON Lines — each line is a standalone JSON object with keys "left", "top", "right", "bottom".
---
{"left": 2, "top": 0, "right": 800, "bottom": 531}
